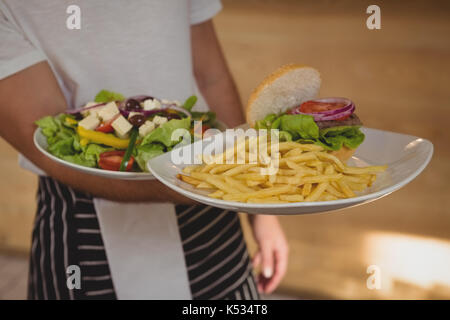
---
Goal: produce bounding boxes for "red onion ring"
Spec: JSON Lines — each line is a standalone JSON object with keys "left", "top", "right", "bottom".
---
{"left": 166, "top": 105, "right": 192, "bottom": 118}
{"left": 309, "top": 103, "right": 355, "bottom": 121}
{"left": 289, "top": 97, "right": 355, "bottom": 121}
{"left": 119, "top": 106, "right": 191, "bottom": 119}
{"left": 65, "top": 102, "right": 107, "bottom": 115}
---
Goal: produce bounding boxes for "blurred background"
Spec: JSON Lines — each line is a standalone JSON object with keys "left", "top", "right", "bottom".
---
{"left": 1, "top": 0, "right": 449, "bottom": 299}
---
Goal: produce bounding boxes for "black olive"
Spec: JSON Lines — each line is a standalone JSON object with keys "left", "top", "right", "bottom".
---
{"left": 125, "top": 99, "right": 142, "bottom": 111}
{"left": 129, "top": 114, "right": 146, "bottom": 127}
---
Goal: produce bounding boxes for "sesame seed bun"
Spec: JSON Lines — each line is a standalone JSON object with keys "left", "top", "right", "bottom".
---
{"left": 246, "top": 64, "right": 321, "bottom": 127}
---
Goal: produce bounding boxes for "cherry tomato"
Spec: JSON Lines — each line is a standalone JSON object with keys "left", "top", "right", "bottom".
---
{"left": 288, "top": 100, "right": 351, "bottom": 121}
{"left": 95, "top": 114, "right": 120, "bottom": 133}
{"left": 98, "top": 150, "right": 134, "bottom": 171}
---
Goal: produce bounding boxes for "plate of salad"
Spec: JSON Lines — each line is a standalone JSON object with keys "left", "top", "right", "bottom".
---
{"left": 34, "top": 90, "right": 222, "bottom": 180}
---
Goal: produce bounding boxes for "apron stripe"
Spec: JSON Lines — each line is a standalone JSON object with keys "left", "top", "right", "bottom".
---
{"left": 52, "top": 179, "right": 73, "bottom": 300}
{"left": 45, "top": 179, "right": 60, "bottom": 300}
{"left": 74, "top": 213, "right": 96, "bottom": 219}
{"left": 189, "top": 237, "right": 246, "bottom": 285}
{"left": 181, "top": 210, "right": 229, "bottom": 245}
{"left": 187, "top": 229, "right": 242, "bottom": 272}
{"left": 184, "top": 214, "right": 239, "bottom": 256}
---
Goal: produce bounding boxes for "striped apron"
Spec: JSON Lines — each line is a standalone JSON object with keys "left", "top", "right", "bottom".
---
{"left": 28, "top": 176, "right": 259, "bottom": 300}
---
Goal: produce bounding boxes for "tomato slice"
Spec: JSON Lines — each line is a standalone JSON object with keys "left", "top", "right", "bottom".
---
{"left": 289, "top": 100, "right": 350, "bottom": 121}
{"left": 299, "top": 101, "right": 347, "bottom": 113}
{"left": 95, "top": 114, "right": 120, "bottom": 133}
{"left": 98, "top": 150, "right": 134, "bottom": 171}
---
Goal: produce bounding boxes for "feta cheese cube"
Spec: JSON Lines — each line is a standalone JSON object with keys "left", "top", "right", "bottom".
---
{"left": 98, "top": 101, "right": 119, "bottom": 122}
{"left": 112, "top": 115, "right": 132, "bottom": 138}
{"left": 78, "top": 114, "right": 100, "bottom": 130}
{"left": 115, "top": 131, "right": 129, "bottom": 139}
{"left": 139, "top": 120, "right": 155, "bottom": 137}
{"left": 152, "top": 115, "right": 168, "bottom": 126}
{"left": 143, "top": 99, "right": 161, "bottom": 111}
{"left": 81, "top": 102, "right": 102, "bottom": 117}
{"left": 127, "top": 111, "right": 141, "bottom": 120}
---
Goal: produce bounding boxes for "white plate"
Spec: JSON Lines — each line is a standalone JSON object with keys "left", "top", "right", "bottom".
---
{"left": 147, "top": 127, "right": 433, "bottom": 215}
{"left": 34, "top": 127, "right": 155, "bottom": 180}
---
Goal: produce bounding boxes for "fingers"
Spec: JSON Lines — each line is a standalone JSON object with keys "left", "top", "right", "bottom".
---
{"left": 260, "top": 241, "right": 274, "bottom": 280}
{"left": 254, "top": 241, "right": 274, "bottom": 294}
{"left": 263, "top": 246, "right": 289, "bottom": 294}
{"left": 252, "top": 251, "right": 261, "bottom": 268}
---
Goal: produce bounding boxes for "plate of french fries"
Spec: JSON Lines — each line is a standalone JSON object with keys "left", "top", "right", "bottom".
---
{"left": 147, "top": 127, "right": 433, "bottom": 215}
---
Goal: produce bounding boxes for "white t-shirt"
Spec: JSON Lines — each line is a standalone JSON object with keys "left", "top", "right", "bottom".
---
{"left": 0, "top": 0, "right": 220, "bottom": 104}
{"left": 0, "top": 0, "right": 222, "bottom": 299}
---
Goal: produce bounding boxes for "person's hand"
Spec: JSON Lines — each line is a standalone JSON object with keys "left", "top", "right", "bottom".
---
{"left": 249, "top": 215, "right": 289, "bottom": 294}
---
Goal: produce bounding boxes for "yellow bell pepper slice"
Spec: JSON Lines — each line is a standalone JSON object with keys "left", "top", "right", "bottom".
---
{"left": 65, "top": 117, "right": 78, "bottom": 125}
{"left": 80, "top": 138, "right": 90, "bottom": 147}
{"left": 77, "top": 125, "right": 130, "bottom": 149}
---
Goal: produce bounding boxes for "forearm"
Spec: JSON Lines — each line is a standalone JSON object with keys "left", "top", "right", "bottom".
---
{"left": 34, "top": 153, "right": 191, "bottom": 203}
{"left": 191, "top": 21, "right": 245, "bottom": 128}
{"left": 8, "top": 123, "right": 193, "bottom": 203}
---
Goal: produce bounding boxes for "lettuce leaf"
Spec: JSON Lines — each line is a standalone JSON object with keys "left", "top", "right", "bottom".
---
{"left": 135, "top": 144, "right": 165, "bottom": 171}
{"left": 84, "top": 144, "right": 112, "bottom": 162}
{"left": 279, "top": 114, "right": 319, "bottom": 140}
{"left": 191, "top": 111, "right": 216, "bottom": 128}
{"left": 36, "top": 114, "right": 112, "bottom": 167}
{"left": 255, "top": 113, "right": 277, "bottom": 130}
{"left": 60, "top": 154, "right": 97, "bottom": 167}
{"left": 183, "top": 95, "right": 197, "bottom": 112}
{"left": 141, "top": 117, "right": 191, "bottom": 148}
{"left": 316, "top": 126, "right": 365, "bottom": 151}
{"left": 94, "top": 89, "right": 125, "bottom": 103}
{"left": 253, "top": 113, "right": 364, "bottom": 151}
{"left": 136, "top": 117, "right": 191, "bottom": 172}
{"left": 279, "top": 131, "right": 292, "bottom": 142}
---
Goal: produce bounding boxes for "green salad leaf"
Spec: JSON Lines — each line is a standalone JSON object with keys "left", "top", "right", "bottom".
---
{"left": 94, "top": 89, "right": 125, "bottom": 103}
{"left": 279, "top": 114, "right": 319, "bottom": 140}
{"left": 35, "top": 114, "right": 111, "bottom": 167}
{"left": 316, "top": 126, "right": 365, "bottom": 151}
{"left": 183, "top": 95, "right": 197, "bottom": 112}
{"left": 135, "top": 144, "right": 165, "bottom": 171}
{"left": 255, "top": 113, "right": 277, "bottom": 130}
{"left": 253, "top": 113, "right": 364, "bottom": 151}
{"left": 141, "top": 117, "right": 191, "bottom": 148}
{"left": 279, "top": 131, "right": 292, "bottom": 142}
{"left": 137, "top": 117, "right": 191, "bottom": 171}
{"left": 191, "top": 111, "right": 217, "bottom": 128}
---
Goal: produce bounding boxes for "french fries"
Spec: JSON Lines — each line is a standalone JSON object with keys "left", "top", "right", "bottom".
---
{"left": 178, "top": 141, "right": 387, "bottom": 203}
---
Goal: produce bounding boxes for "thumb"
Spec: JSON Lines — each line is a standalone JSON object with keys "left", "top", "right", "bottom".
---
{"left": 260, "top": 242, "right": 274, "bottom": 279}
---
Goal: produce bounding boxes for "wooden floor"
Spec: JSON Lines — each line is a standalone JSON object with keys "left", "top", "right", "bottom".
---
{"left": 0, "top": 254, "right": 29, "bottom": 300}
{"left": 1, "top": 0, "right": 449, "bottom": 299}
